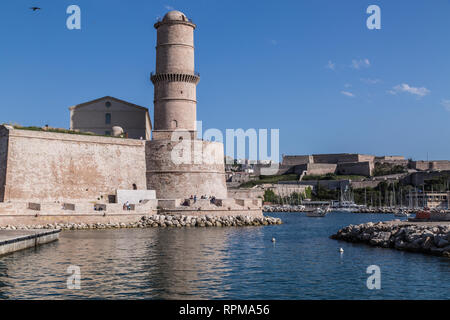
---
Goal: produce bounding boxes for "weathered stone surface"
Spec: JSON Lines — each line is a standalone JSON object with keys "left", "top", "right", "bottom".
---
{"left": 146, "top": 139, "right": 228, "bottom": 200}
{"left": 0, "top": 214, "right": 280, "bottom": 230}
{"left": 331, "top": 221, "right": 450, "bottom": 258}
{"left": 0, "top": 127, "right": 146, "bottom": 203}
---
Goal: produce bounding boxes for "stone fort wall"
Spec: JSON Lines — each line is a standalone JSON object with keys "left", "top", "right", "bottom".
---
{"left": 411, "top": 161, "right": 450, "bottom": 171}
{"left": 337, "top": 161, "right": 373, "bottom": 176}
{"left": 281, "top": 155, "right": 313, "bottom": 166}
{"left": 313, "top": 153, "right": 375, "bottom": 164}
{"left": 146, "top": 139, "right": 228, "bottom": 199}
{"left": 295, "top": 163, "right": 337, "bottom": 176}
{"left": 0, "top": 126, "right": 147, "bottom": 203}
{"left": 0, "top": 131, "right": 8, "bottom": 202}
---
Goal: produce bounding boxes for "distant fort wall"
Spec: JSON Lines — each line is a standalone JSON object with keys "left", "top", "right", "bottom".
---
{"left": 280, "top": 180, "right": 350, "bottom": 191}
{"left": 313, "top": 153, "right": 375, "bottom": 164}
{"left": 375, "top": 156, "right": 405, "bottom": 161}
{"left": 410, "top": 161, "right": 450, "bottom": 171}
{"left": 403, "top": 170, "right": 450, "bottom": 186}
{"left": 0, "top": 131, "right": 8, "bottom": 202}
{"left": 281, "top": 155, "right": 313, "bottom": 166}
{"left": 0, "top": 126, "right": 147, "bottom": 203}
{"left": 336, "top": 161, "right": 374, "bottom": 177}
{"left": 296, "top": 163, "right": 337, "bottom": 176}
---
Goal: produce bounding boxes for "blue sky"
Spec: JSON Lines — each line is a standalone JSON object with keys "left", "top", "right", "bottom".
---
{"left": 1, "top": 0, "right": 449, "bottom": 161}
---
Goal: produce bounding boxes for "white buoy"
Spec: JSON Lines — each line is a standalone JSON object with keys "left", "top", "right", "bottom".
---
{"left": 339, "top": 248, "right": 344, "bottom": 253}
{"left": 271, "top": 238, "right": 276, "bottom": 243}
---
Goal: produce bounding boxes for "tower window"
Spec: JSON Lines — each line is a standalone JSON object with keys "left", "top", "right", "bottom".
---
{"left": 172, "top": 120, "right": 178, "bottom": 128}
{"left": 105, "top": 113, "right": 111, "bottom": 124}
{"left": 105, "top": 101, "right": 111, "bottom": 108}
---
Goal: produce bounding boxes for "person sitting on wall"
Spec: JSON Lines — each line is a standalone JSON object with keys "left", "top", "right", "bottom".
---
{"left": 190, "top": 195, "right": 193, "bottom": 199}
{"left": 125, "top": 201, "right": 131, "bottom": 211}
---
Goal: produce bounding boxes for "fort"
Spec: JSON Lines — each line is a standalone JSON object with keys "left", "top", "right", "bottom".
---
{"left": 0, "top": 10, "right": 263, "bottom": 228}
{"left": 280, "top": 153, "right": 376, "bottom": 177}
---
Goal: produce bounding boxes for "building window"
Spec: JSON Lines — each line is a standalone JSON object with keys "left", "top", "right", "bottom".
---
{"left": 105, "top": 101, "right": 111, "bottom": 108}
{"left": 105, "top": 113, "right": 111, "bottom": 124}
{"left": 172, "top": 120, "right": 178, "bottom": 128}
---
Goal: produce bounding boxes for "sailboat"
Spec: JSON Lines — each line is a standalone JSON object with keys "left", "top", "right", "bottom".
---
{"left": 332, "top": 185, "right": 363, "bottom": 212}
{"left": 394, "top": 208, "right": 410, "bottom": 217}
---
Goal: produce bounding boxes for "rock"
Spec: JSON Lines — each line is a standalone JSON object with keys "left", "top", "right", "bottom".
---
{"left": 331, "top": 221, "right": 450, "bottom": 258}
{"left": 361, "top": 232, "right": 371, "bottom": 241}
{"left": 1, "top": 215, "right": 283, "bottom": 231}
{"left": 442, "top": 245, "right": 450, "bottom": 254}
{"left": 422, "top": 237, "right": 434, "bottom": 250}
{"left": 437, "top": 238, "right": 449, "bottom": 248}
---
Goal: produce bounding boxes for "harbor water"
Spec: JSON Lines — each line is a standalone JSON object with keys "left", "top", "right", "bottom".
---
{"left": 0, "top": 212, "right": 449, "bottom": 299}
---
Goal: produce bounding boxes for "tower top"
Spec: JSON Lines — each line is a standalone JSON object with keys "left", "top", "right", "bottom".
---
{"left": 155, "top": 10, "right": 196, "bottom": 29}
{"left": 163, "top": 10, "right": 187, "bottom": 21}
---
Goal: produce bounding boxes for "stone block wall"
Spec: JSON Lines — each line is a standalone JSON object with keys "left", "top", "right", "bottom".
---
{"left": 227, "top": 188, "right": 264, "bottom": 199}
{"left": 116, "top": 190, "right": 156, "bottom": 204}
{"left": 312, "top": 153, "right": 375, "bottom": 164}
{"left": 430, "top": 161, "right": 450, "bottom": 171}
{"left": 404, "top": 171, "right": 450, "bottom": 187}
{"left": 281, "top": 155, "right": 313, "bottom": 166}
{"left": 0, "top": 128, "right": 8, "bottom": 202}
{"left": 409, "top": 160, "right": 450, "bottom": 171}
{"left": 146, "top": 139, "right": 228, "bottom": 199}
{"left": 270, "top": 183, "right": 310, "bottom": 197}
{"left": 337, "top": 161, "right": 374, "bottom": 176}
{"left": 350, "top": 180, "right": 382, "bottom": 189}
{"left": 302, "top": 163, "right": 337, "bottom": 176}
{"left": 375, "top": 156, "right": 405, "bottom": 161}
{"left": 410, "top": 161, "right": 431, "bottom": 171}
{"left": 295, "top": 180, "right": 350, "bottom": 191}
{"left": 0, "top": 126, "right": 147, "bottom": 203}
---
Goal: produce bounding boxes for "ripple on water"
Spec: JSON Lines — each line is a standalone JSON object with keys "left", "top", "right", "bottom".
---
{"left": 0, "top": 212, "right": 449, "bottom": 299}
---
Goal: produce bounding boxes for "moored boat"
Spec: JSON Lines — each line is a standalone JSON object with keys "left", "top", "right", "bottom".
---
{"left": 306, "top": 206, "right": 330, "bottom": 217}
{"left": 394, "top": 209, "right": 410, "bottom": 217}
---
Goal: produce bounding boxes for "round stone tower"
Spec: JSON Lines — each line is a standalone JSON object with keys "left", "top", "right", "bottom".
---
{"left": 151, "top": 10, "right": 200, "bottom": 140}
{"left": 147, "top": 11, "right": 228, "bottom": 200}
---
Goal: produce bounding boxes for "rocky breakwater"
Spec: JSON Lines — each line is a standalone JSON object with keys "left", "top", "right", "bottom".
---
{"left": 0, "top": 214, "right": 282, "bottom": 230}
{"left": 331, "top": 221, "right": 450, "bottom": 258}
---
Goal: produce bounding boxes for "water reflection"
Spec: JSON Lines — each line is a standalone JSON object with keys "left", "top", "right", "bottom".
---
{"left": 0, "top": 213, "right": 448, "bottom": 299}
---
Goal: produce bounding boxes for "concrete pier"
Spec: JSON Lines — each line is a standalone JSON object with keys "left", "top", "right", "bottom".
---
{"left": 0, "top": 229, "right": 61, "bottom": 256}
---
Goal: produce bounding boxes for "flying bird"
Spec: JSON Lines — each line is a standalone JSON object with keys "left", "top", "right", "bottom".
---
{"left": 30, "top": 7, "right": 41, "bottom": 11}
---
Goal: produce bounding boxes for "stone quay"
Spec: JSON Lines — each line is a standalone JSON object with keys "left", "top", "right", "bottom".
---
{"left": 0, "top": 229, "right": 60, "bottom": 256}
